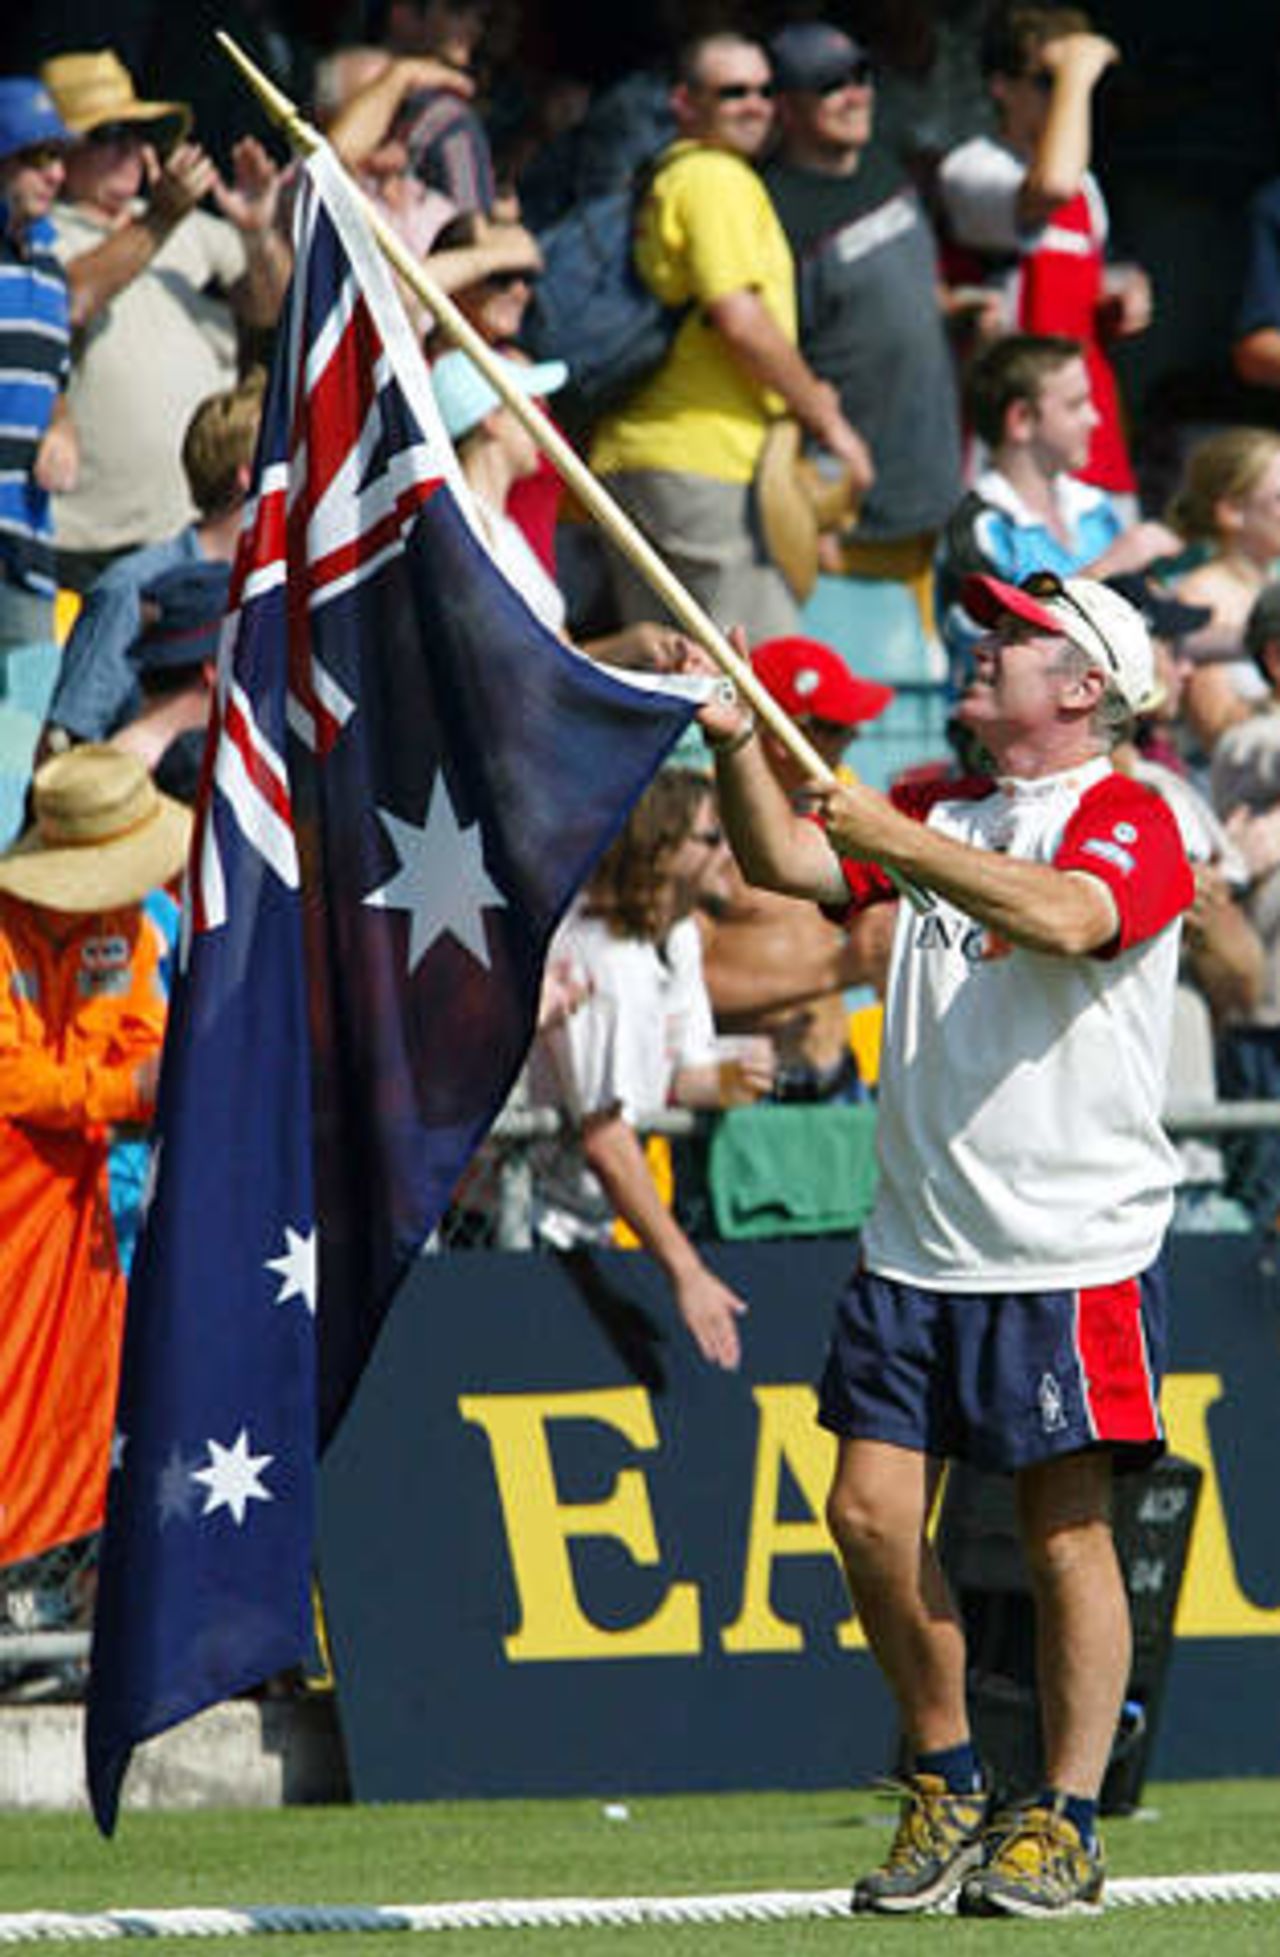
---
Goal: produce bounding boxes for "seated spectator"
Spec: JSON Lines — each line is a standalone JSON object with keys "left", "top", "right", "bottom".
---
{"left": 109, "top": 560, "right": 227, "bottom": 802}
{"left": 375, "top": 0, "right": 499, "bottom": 215}
{"left": 306, "top": 47, "right": 466, "bottom": 315}
{"left": 432, "top": 344, "right": 571, "bottom": 633}
{"left": 425, "top": 213, "right": 559, "bottom": 571}
{"left": 1167, "top": 427, "right": 1280, "bottom": 753}
{"left": 430, "top": 346, "right": 697, "bottom": 671}
{"left": 1208, "top": 582, "right": 1280, "bottom": 1227}
{"left": 39, "top": 369, "right": 263, "bottom": 756}
{"left": 936, "top": 334, "right": 1181, "bottom": 686}
{"left": 526, "top": 766, "right": 769, "bottom": 1370}
{"left": 1232, "top": 173, "right": 1280, "bottom": 394}
{"left": 1107, "top": 572, "right": 1261, "bottom": 1027}
{"left": 935, "top": 7, "right": 1150, "bottom": 501}
{"left": 699, "top": 635, "right": 897, "bottom": 1102}
{"left": 0, "top": 79, "right": 77, "bottom": 663}
{"left": 40, "top": 49, "right": 290, "bottom": 589}
{"left": 0, "top": 745, "right": 189, "bottom": 1564}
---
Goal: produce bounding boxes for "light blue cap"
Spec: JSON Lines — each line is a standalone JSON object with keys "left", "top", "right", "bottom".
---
{"left": 431, "top": 348, "right": 567, "bottom": 443}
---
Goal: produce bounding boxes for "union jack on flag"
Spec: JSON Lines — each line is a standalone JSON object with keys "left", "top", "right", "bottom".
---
{"left": 86, "top": 145, "right": 698, "bottom": 1835}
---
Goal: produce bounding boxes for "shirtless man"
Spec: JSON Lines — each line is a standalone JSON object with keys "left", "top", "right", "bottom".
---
{"left": 699, "top": 635, "right": 895, "bottom": 1099}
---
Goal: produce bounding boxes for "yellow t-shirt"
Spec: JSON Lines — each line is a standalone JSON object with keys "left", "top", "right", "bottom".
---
{"left": 590, "top": 142, "right": 797, "bottom": 486}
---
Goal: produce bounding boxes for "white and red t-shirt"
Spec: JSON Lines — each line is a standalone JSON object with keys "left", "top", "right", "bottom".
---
{"left": 837, "top": 758, "right": 1193, "bottom": 1290}
{"left": 937, "top": 134, "right": 1135, "bottom": 494}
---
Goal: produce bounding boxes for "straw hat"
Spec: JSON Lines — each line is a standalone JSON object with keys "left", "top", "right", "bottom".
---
{"left": 39, "top": 50, "right": 191, "bottom": 152}
{"left": 0, "top": 747, "right": 192, "bottom": 913}
{"left": 755, "top": 418, "right": 862, "bottom": 603}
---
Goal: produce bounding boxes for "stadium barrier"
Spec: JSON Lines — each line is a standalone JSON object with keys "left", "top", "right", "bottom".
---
{"left": 6, "top": 1101, "right": 1280, "bottom": 1806}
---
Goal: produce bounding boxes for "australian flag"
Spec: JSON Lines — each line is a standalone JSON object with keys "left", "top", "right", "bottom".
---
{"left": 85, "top": 145, "right": 699, "bottom": 1834}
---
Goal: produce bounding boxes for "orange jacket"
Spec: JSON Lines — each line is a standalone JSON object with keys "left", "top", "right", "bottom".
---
{"left": 0, "top": 896, "right": 169, "bottom": 1566}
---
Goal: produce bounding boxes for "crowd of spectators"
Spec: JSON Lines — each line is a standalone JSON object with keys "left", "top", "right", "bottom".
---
{"left": 6, "top": 0, "right": 1280, "bottom": 1456}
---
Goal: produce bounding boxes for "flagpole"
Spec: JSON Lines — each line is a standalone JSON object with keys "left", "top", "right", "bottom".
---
{"left": 216, "top": 30, "right": 930, "bottom": 911}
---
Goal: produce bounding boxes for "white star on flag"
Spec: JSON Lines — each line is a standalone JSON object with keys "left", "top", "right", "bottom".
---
{"left": 192, "top": 1429, "right": 275, "bottom": 1526}
{"left": 110, "top": 1430, "right": 127, "bottom": 1473}
{"left": 156, "top": 1444, "right": 200, "bottom": 1526}
{"left": 138, "top": 1140, "right": 162, "bottom": 1223}
{"left": 266, "top": 1224, "right": 317, "bottom": 1315}
{"left": 363, "top": 772, "right": 506, "bottom": 972}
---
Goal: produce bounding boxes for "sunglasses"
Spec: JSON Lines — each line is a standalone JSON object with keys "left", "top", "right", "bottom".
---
{"left": 818, "top": 59, "right": 875, "bottom": 93}
{"left": 1026, "top": 70, "right": 1055, "bottom": 93}
{"left": 709, "top": 81, "right": 776, "bottom": 102}
{"left": 86, "top": 121, "right": 148, "bottom": 148}
{"left": 14, "top": 143, "right": 65, "bottom": 171}
{"left": 1019, "top": 571, "right": 1119, "bottom": 676}
{"left": 482, "top": 268, "right": 539, "bottom": 292}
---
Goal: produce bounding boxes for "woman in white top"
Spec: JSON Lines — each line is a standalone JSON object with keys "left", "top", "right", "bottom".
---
{"left": 527, "top": 767, "right": 774, "bottom": 1370}
{"left": 1167, "top": 426, "right": 1280, "bottom": 754}
{"left": 430, "top": 346, "right": 700, "bottom": 670}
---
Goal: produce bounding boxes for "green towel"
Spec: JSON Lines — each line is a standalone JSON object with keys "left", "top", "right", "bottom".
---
{"left": 707, "top": 1103, "right": 879, "bottom": 1240}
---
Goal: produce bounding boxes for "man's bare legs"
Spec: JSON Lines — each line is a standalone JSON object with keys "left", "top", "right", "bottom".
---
{"left": 827, "top": 1436, "right": 989, "bottom": 1913}
{"left": 825, "top": 1435, "right": 968, "bottom": 1749}
{"left": 1016, "top": 1447, "right": 1129, "bottom": 1797}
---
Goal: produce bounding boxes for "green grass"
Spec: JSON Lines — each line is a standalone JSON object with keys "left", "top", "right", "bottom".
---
{"left": 2, "top": 1782, "right": 1279, "bottom": 1953}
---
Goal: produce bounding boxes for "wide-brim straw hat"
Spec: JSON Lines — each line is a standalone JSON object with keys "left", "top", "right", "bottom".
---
{"left": 0, "top": 746, "right": 192, "bottom": 913}
{"left": 39, "top": 50, "right": 191, "bottom": 152}
{"left": 756, "top": 418, "right": 862, "bottom": 604}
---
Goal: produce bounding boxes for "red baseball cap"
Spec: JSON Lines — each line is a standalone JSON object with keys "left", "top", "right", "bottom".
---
{"left": 751, "top": 636, "right": 894, "bottom": 727}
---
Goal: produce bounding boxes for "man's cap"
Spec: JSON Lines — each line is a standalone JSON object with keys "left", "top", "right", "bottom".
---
{"left": 751, "top": 636, "right": 894, "bottom": 727}
{"left": 1105, "top": 571, "right": 1211, "bottom": 644}
{"left": 40, "top": 50, "right": 191, "bottom": 152}
{"left": 961, "top": 572, "right": 1156, "bottom": 712}
{"left": 0, "top": 746, "right": 191, "bottom": 913}
{"left": 132, "top": 561, "right": 230, "bottom": 678}
{"left": 0, "top": 79, "right": 72, "bottom": 165}
{"left": 769, "top": 22, "right": 870, "bottom": 93}
{"left": 1244, "top": 580, "right": 1280, "bottom": 661}
{"left": 430, "top": 347, "right": 566, "bottom": 443}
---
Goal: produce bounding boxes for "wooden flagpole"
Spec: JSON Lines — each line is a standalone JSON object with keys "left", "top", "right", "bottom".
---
{"left": 216, "top": 30, "right": 930, "bottom": 909}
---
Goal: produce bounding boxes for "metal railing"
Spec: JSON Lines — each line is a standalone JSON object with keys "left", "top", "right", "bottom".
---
{"left": 2, "top": 1096, "right": 1277, "bottom": 1698}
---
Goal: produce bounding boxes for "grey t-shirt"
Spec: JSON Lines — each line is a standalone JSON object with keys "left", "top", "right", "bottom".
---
{"left": 765, "top": 149, "right": 962, "bottom": 541}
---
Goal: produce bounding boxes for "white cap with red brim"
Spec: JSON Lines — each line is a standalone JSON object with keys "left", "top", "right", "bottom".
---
{"left": 961, "top": 572, "right": 1157, "bottom": 715}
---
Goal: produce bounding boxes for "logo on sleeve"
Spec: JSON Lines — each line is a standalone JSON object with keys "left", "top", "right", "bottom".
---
{"left": 1080, "top": 835, "right": 1136, "bottom": 876}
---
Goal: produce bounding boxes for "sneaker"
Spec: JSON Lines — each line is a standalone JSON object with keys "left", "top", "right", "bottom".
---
{"left": 852, "top": 1773, "right": 989, "bottom": 1914}
{"left": 959, "top": 1801, "right": 1105, "bottom": 1917}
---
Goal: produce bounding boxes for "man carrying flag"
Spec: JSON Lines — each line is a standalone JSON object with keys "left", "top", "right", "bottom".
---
{"left": 86, "top": 143, "right": 703, "bottom": 1833}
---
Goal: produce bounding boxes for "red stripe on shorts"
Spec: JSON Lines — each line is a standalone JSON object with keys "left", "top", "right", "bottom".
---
{"left": 1072, "top": 1278, "right": 1162, "bottom": 1445}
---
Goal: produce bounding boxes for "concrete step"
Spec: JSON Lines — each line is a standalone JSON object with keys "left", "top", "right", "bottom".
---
{"left": 0, "top": 1697, "right": 349, "bottom": 1812}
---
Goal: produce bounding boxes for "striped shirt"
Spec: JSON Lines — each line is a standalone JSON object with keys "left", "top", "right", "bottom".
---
{"left": 0, "top": 209, "right": 71, "bottom": 596}
{"left": 398, "top": 91, "right": 495, "bottom": 215}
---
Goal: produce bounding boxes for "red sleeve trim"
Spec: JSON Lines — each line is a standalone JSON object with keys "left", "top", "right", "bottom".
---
{"left": 1054, "top": 773, "right": 1194, "bottom": 954}
{"left": 822, "top": 774, "right": 996, "bottom": 919}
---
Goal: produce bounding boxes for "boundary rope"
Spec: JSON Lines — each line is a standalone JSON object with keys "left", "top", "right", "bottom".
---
{"left": 0, "top": 1872, "right": 1278, "bottom": 1940}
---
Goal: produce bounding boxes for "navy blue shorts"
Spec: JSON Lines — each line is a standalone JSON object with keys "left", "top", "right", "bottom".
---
{"left": 816, "top": 1262, "right": 1168, "bottom": 1474}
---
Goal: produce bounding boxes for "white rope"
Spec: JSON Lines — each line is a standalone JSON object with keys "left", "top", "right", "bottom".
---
{"left": 0, "top": 1873, "right": 1278, "bottom": 1941}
